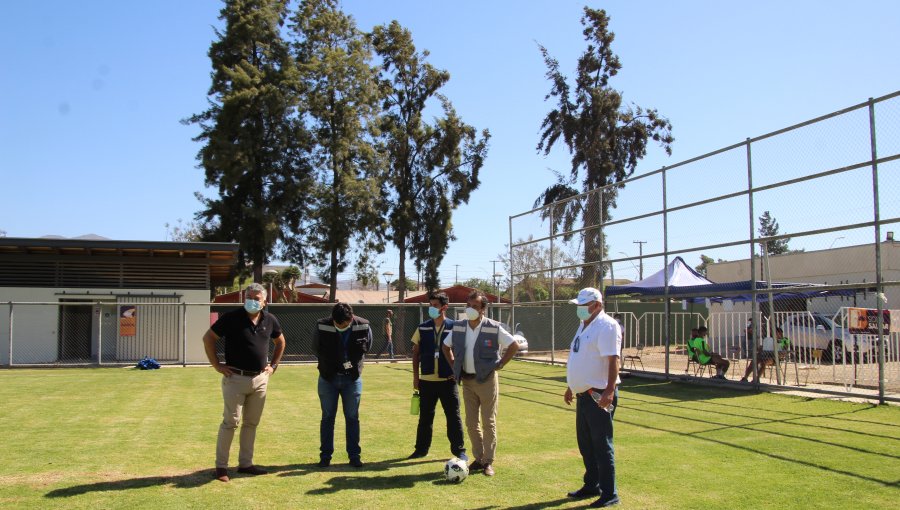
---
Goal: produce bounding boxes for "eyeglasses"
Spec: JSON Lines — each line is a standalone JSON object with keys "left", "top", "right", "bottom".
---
{"left": 572, "top": 335, "right": 580, "bottom": 353}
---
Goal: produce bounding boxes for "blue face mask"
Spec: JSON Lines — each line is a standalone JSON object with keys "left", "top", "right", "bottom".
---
{"left": 244, "top": 299, "right": 262, "bottom": 314}
{"left": 576, "top": 305, "right": 592, "bottom": 321}
{"left": 428, "top": 306, "right": 441, "bottom": 319}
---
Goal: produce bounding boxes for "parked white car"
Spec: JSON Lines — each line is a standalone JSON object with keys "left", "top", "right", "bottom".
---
{"left": 506, "top": 323, "right": 528, "bottom": 354}
{"left": 780, "top": 312, "right": 872, "bottom": 362}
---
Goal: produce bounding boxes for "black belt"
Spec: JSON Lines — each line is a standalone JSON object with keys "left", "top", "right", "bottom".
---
{"left": 229, "top": 367, "right": 264, "bottom": 377}
{"left": 460, "top": 372, "right": 476, "bottom": 379}
{"left": 576, "top": 387, "right": 605, "bottom": 397}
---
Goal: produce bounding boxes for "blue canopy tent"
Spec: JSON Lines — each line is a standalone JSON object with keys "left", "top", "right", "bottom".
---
{"left": 605, "top": 256, "right": 858, "bottom": 302}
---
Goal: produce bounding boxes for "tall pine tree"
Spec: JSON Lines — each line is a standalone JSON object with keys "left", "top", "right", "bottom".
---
{"left": 185, "top": 0, "right": 311, "bottom": 282}
{"left": 371, "top": 21, "right": 489, "bottom": 297}
{"left": 291, "top": 0, "right": 385, "bottom": 301}
{"left": 534, "top": 8, "right": 673, "bottom": 287}
{"left": 758, "top": 210, "right": 790, "bottom": 255}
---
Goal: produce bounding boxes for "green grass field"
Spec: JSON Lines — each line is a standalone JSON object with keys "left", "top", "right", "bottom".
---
{"left": 0, "top": 362, "right": 898, "bottom": 509}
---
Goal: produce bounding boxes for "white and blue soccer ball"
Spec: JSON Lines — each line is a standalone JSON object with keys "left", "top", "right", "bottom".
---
{"left": 444, "top": 457, "right": 469, "bottom": 483}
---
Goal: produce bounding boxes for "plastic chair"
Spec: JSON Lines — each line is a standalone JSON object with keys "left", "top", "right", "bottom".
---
{"left": 684, "top": 342, "right": 713, "bottom": 377}
{"left": 726, "top": 346, "right": 742, "bottom": 379}
{"left": 623, "top": 344, "right": 644, "bottom": 370}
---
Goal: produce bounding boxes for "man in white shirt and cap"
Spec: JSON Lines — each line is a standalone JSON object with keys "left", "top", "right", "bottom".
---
{"left": 564, "top": 287, "right": 621, "bottom": 508}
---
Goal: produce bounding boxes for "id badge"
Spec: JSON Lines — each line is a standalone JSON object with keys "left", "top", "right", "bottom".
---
{"left": 434, "top": 351, "right": 440, "bottom": 359}
{"left": 343, "top": 361, "right": 353, "bottom": 370}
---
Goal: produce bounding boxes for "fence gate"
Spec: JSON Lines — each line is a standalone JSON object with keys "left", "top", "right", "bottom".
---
{"left": 116, "top": 296, "right": 181, "bottom": 362}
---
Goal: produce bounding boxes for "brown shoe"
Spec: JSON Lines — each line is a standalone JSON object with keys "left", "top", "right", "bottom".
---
{"left": 214, "top": 467, "right": 229, "bottom": 482}
{"left": 483, "top": 464, "right": 495, "bottom": 477}
{"left": 237, "top": 465, "right": 268, "bottom": 476}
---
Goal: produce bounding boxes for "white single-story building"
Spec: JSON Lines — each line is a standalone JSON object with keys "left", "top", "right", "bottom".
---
{"left": 0, "top": 237, "right": 238, "bottom": 365}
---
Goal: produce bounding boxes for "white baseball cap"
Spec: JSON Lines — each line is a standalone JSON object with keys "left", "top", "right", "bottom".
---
{"left": 569, "top": 287, "right": 602, "bottom": 305}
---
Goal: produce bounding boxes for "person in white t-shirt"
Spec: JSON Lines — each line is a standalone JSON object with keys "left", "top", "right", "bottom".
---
{"left": 441, "top": 290, "right": 519, "bottom": 477}
{"left": 563, "top": 287, "right": 621, "bottom": 508}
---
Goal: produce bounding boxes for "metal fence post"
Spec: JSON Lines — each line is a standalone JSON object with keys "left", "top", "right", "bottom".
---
{"left": 746, "top": 138, "right": 760, "bottom": 389}
{"left": 549, "top": 204, "right": 556, "bottom": 365}
{"left": 762, "top": 244, "right": 781, "bottom": 384}
{"left": 182, "top": 302, "right": 188, "bottom": 367}
{"left": 7, "top": 302, "right": 12, "bottom": 367}
{"left": 868, "top": 97, "right": 886, "bottom": 404}
{"left": 509, "top": 215, "right": 515, "bottom": 351}
{"left": 662, "top": 167, "right": 671, "bottom": 378}
{"left": 97, "top": 302, "right": 103, "bottom": 366}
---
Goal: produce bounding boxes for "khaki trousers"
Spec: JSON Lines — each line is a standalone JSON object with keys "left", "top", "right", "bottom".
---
{"left": 215, "top": 372, "right": 269, "bottom": 468}
{"left": 461, "top": 371, "right": 499, "bottom": 464}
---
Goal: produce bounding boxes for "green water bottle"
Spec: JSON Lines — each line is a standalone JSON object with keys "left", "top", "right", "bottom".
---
{"left": 410, "top": 391, "right": 420, "bottom": 415}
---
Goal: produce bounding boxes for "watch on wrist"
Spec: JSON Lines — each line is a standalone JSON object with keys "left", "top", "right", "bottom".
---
{"left": 269, "top": 363, "right": 278, "bottom": 372}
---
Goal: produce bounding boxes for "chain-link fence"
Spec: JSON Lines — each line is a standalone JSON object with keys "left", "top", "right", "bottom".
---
{"left": 0, "top": 302, "right": 442, "bottom": 366}
{"left": 510, "top": 90, "right": 900, "bottom": 403}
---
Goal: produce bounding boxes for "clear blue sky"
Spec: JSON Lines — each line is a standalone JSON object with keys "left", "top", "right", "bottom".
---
{"left": 2, "top": 1, "right": 899, "bottom": 286}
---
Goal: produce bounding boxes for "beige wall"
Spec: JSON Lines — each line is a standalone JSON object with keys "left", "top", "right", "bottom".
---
{"left": 0, "top": 288, "right": 211, "bottom": 365}
{"left": 707, "top": 242, "right": 900, "bottom": 316}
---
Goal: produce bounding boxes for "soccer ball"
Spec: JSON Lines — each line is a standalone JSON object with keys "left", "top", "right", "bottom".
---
{"left": 444, "top": 457, "right": 469, "bottom": 483}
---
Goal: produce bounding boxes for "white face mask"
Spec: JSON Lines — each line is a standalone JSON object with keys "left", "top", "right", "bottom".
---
{"left": 334, "top": 322, "right": 351, "bottom": 332}
{"left": 465, "top": 307, "right": 480, "bottom": 321}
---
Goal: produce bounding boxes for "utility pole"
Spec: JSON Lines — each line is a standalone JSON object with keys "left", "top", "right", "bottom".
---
{"left": 490, "top": 259, "right": 502, "bottom": 297}
{"left": 455, "top": 264, "right": 460, "bottom": 285}
{"left": 633, "top": 240, "right": 646, "bottom": 280}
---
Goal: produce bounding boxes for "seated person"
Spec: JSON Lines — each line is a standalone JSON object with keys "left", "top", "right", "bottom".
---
{"left": 741, "top": 327, "right": 790, "bottom": 382}
{"left": 687, "top": 328, "right": 699, "bottom": 357}
{"left": 689, "top": 327, "right": 730, "bottom": 380}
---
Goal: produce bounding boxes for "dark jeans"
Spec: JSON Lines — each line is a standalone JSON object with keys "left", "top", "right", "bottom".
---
{"left": 318, "top": 373, "right": 362, "bottom": 461}
{"left": 376, "top": 338, "right": 395, "bottom": 358}
{"left": 415, "top": 379, "right": 466, "bottom": 457}
{"left": 576, "top": 388, "right": 618, "bottom": 500}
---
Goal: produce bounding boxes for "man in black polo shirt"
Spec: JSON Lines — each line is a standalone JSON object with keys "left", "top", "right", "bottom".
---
{"left": 203, "top": 283, "right": 286, "bottom": 482}
{"left": 314, "top": 302, "right": 372, "bottom": 468}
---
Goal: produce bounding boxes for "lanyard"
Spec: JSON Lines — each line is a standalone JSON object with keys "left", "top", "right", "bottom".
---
{"left": 340, "top": 328, "right": 351, "bottom": 361}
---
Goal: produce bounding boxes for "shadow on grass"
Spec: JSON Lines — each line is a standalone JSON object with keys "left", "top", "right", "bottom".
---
{"left": 502, "top": 389, "right": 899, "bottom": 488}
{"left": 503, "top": 497, "right": 589, "bottom": 510}
{"left": 43, "top": 466, "right": 258, "bottom": 498}
{"left": 306, "top": 472, "right": 441, "bottom": 494}
{"left": 44, "top": 458, "right": 431, "bottom": 498}
{"left": 277, "top": 457, "right": 434, "bottom": 478}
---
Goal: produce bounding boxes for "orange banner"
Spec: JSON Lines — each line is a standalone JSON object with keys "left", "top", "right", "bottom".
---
{"left": 120, "top": 305, "right": 136, "bottom": 336}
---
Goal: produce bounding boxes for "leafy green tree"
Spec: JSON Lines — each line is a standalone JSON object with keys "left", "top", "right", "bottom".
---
{"left": 391, "top": 277, "right": 417, "bottom": 292}
{"left": 695, "top": 254, "right": 726, "bottom": 277}
{"left": 164, "top": 219, "right": 207, "bottom": 242}
{"left": 371, "top": 21, "right": 489, "bottom": 297}
{"left": 758, "top": 210, "right": 790, "bottom": 255}
{"left": 280, "top": 265, "right": 301, "bottom": 301}
{"left": 500, "top": 237, "right": 579, "bottom": 302}
{"left": 291, "top": 0, "right": 386, "bottom": 302}
{"left": 353, "top": 253, "right": 380, "bottom": 290}
{"left": 184, "top": 0, "right": 311, "bottom": 282}
{"left": 462, "top": 277, "right": 498, "bottom": 296}
{"left": 262, "top": 270, "right": 285, "bottom": 302}
{"left": 534, "top": 8, "right": 673, "bottom": 288}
